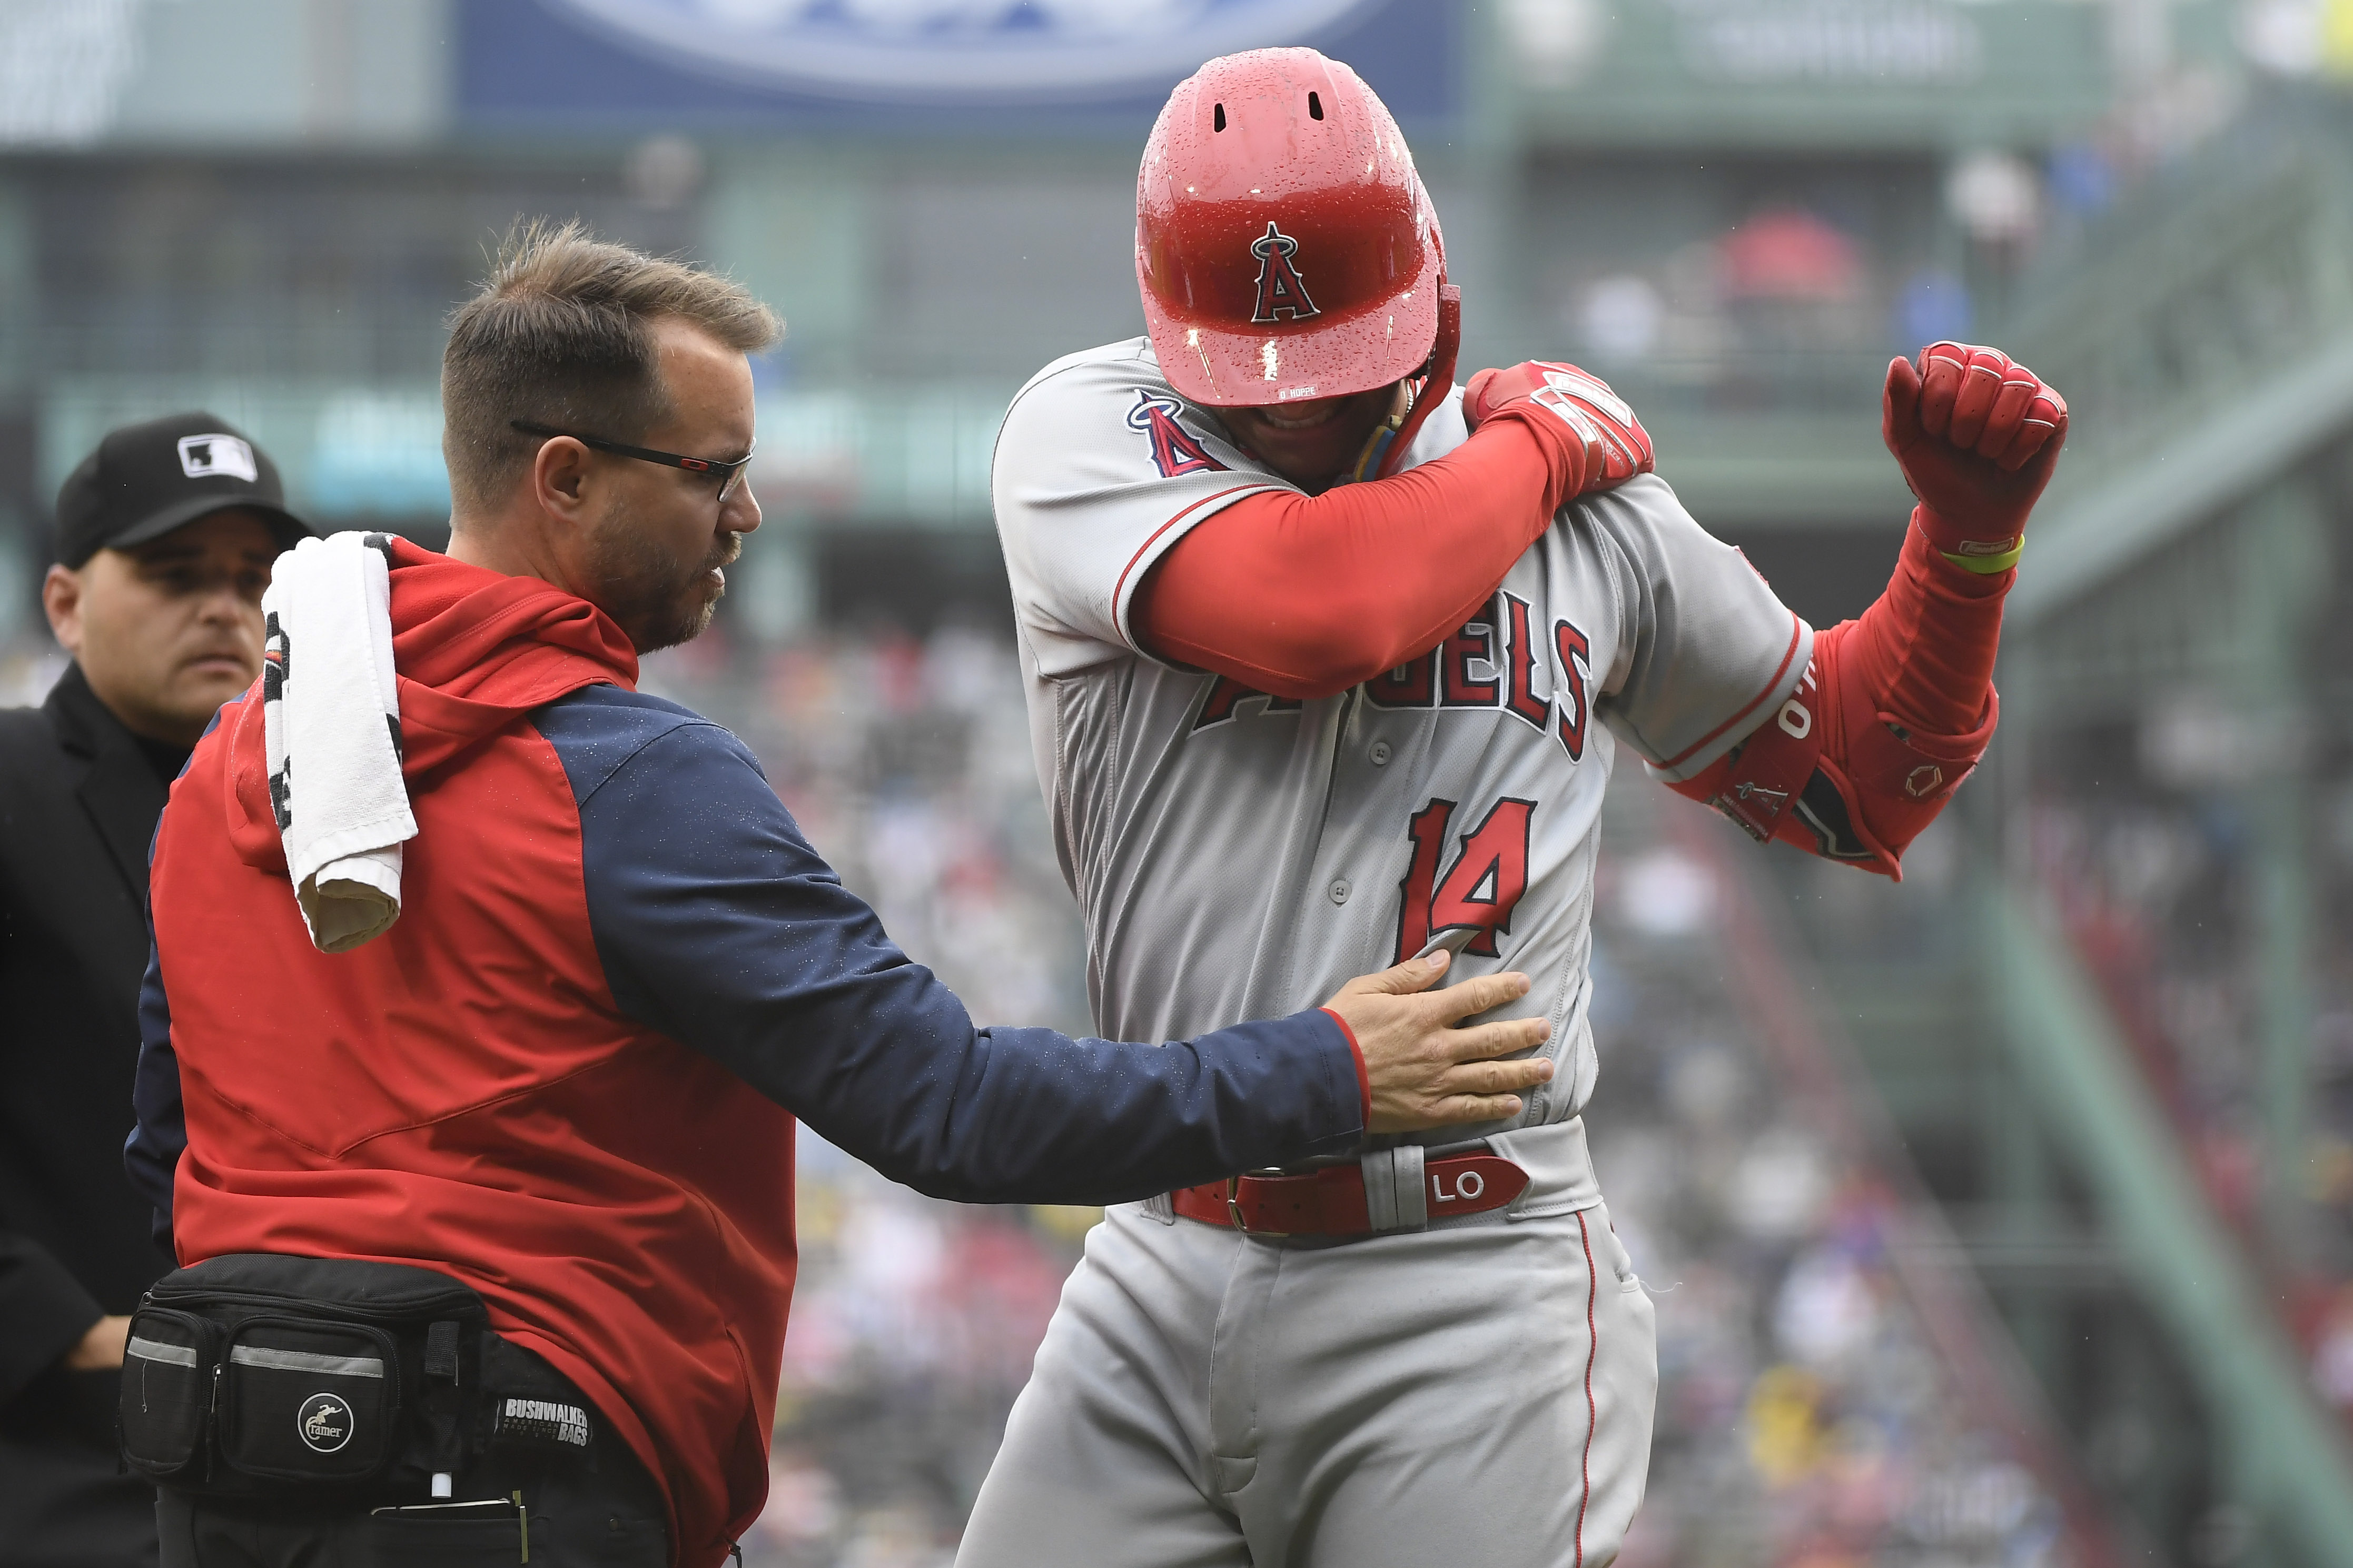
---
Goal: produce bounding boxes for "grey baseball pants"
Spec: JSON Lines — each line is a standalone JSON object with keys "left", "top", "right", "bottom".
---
{"left": 956, "top": 1118, "right": 1658, "bottom": 1568}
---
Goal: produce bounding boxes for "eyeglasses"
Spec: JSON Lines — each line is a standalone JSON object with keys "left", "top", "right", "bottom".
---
{"left": 510, "top": 420, "right": 755, "bottom": 504}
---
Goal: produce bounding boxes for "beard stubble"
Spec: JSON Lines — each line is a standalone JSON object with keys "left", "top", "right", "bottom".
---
{"left": 585, "top": 499, "right": 739, "bottom": 654}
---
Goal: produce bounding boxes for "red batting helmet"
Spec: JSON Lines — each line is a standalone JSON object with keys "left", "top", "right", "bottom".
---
{"left": 1136, "top": 48, "right": 1460, "bottom": 473}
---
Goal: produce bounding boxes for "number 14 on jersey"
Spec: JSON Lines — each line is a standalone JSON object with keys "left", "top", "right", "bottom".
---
{"left": 1393, "top": 797, "right": 1536, "bottom": 962}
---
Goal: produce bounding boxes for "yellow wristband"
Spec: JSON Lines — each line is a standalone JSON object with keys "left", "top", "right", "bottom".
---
{"left": 1941, "top": 536, "right": 2024, "bottom": 574}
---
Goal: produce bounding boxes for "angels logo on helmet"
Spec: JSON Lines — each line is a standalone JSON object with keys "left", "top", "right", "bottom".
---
{"left": 1248, "top": 223, "right": 1321, "bottom": 324}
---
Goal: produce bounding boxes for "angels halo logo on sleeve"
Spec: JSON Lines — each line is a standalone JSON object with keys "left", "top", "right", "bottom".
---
{"left": 1126, "top": 391, "right": 1226, "bottom": 478}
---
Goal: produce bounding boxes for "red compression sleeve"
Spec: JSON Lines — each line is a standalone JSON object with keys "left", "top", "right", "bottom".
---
{"left": 1669, "top": 510, "right": 2008, "bottom": 876}
{"left": 1132, "top": 416, "right": 1566, "bottom": 701}
{"left": 1850, "top": 507, "right": 2010, "bottom": 738}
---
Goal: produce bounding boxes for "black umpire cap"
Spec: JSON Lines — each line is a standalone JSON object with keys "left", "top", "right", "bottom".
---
{"left": 54, "top": 411, "right": 313, "bottom": 569}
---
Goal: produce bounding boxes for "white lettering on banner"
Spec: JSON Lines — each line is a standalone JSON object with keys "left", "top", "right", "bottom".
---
{"left": 1678, "top": 2, "right": 1983, "bottom": 86}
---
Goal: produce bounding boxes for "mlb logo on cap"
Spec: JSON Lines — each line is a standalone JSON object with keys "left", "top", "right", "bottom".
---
{"left": 53, "top": 410, "right": 312, "bottom": 569}
{"left": 179, "top": 433, "right": 259, "bottom": 483}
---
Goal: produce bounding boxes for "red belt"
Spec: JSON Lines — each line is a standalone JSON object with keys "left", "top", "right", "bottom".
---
{"left": 1171, "top": 1153, "right": 1528, "bottom": 1237}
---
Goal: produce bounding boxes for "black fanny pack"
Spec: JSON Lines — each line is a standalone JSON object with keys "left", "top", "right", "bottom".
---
{"left": 119, "top": 1253, "right": 536, "bottom": 1501}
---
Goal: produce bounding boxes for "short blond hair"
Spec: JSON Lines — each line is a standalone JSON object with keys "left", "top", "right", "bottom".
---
{"left": 441, "top": 220, "right": 780, "bottom": 512}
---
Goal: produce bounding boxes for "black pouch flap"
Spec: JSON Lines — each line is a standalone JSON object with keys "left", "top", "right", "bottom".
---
{"left": 120, "top": 1307, "right": 220, "bottom": 1482}
{"left": 148, "top": 1254, "right": 489, "bottom": 1325}
{"left": 219, "top": 1316, "right": 400, "bottom": 1484}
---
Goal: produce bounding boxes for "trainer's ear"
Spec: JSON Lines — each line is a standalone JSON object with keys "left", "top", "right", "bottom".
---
{"left": 528, "top": 435, "right": 596, "bottom": 524}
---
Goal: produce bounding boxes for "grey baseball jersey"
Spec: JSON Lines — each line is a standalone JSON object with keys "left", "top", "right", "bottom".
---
{"left": 993, "top": 337, "right": 1812, "bottom": 1143}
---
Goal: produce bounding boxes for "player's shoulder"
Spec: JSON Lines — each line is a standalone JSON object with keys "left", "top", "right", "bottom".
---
{"left": 1573, "top": 471, "right": 1686, "bottom": 524}
{"left": 1005, "top": 336, "right": 1171, "bottom": 421}
{"left": 1557, "top": 471, "right": 1774, "bottom": 612}
{"left": 995, "top": 336, "right": 1270, "bottom": 488}
{"left": 1563, "top": 472, "right": 1711, "bottom": 552}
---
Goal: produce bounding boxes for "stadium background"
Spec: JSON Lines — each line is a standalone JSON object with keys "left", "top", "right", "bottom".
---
{"left": 5, "top": 1, "right": 2353, "bottom": 1562}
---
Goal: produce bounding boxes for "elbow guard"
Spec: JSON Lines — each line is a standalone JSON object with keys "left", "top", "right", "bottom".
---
{"left": 1686, "top": 626, "right": 1996, "bottom": 879}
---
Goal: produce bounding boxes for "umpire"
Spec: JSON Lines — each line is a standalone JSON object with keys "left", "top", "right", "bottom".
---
{"left": 0, "top": 414, "right": 309, "bottom": 1564}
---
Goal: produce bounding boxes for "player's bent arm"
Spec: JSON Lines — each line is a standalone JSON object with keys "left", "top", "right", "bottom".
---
{"left": 1664, "top": 523, "right": 2002, "bottom": 877}
{"left": 1135, "top": 421, "right": 1564, "bottom": 699}
{"left": 1667, "top": 343, "right": 2065, "bottom": 877}
{"left": 560, "top": 708, "right": 1550, "bottom": 1203}
{"left": 1133, "top": 364, "right": 1654, "bottom": 701}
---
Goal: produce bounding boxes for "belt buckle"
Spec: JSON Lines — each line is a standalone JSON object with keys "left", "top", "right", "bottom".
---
{"left": 1224, "top": 1174, "right": 1289, "bottom": 1238}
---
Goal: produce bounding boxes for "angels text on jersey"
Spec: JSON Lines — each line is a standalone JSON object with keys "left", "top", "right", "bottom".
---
{"left": 1188, "top": 590, "right": 1596, "bottom": 966}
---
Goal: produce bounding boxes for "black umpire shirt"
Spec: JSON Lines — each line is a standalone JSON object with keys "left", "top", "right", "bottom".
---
{"left": 0, "top": 660, "right": 181, "bottom": 1562}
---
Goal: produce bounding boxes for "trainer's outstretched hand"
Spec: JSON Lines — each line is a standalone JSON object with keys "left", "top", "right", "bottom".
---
{"left": 1883, "top": 342, "right": 2068, "bottom": 547}
{"left": 1464, "top": 360, "right": 1654, "bottom": 510}
{"left": 1321, "top": 949, "right": 1554, "bottom": 1133}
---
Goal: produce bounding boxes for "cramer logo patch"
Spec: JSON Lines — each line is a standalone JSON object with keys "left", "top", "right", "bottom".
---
{"left": 296, "top": 1392, "right": 354, "bottom": 1453}
{"left": 177, "top": 433, "right": 258, "bottom": 483}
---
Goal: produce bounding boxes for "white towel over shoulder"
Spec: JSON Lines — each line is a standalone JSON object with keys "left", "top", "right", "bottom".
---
{"left": 261, "top": 532, "right": 416, "bottom": 953}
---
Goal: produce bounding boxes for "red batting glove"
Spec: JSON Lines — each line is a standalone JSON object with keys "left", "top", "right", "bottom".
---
{"left": 1464, "top": 361, "right": 1654, "bottom": 517}
{"left": 1884, "top": 342, "right": 2068, "bottom": 570}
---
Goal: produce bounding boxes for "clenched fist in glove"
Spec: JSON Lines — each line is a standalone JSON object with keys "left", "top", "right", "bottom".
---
{"left": 1464, "top": 360, "right": 1655, "bottom": 519}
{"left": 1884, "top": 342, "right": 2068, "bottom": 574}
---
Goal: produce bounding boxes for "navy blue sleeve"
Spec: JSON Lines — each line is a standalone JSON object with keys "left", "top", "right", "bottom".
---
{"left": 125, "top": 928, "right": 184, "bottom": 1252}
{"left": 539, "top": 689, "right": 1365, "bottom": 1205}
{"left": 123, "top": 704, "right": 220, "bottom": 1252}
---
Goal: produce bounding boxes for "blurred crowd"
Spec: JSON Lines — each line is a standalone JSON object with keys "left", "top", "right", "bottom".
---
{"left": 1544, "top": 73, "right": 2243, "bottom": 414}
{"left": 1586, "top": 791, "right": 2077, "bottom": 1568}
{"left": 601, "top": 616, "right": 2087, "bottom": 1567}
{"left": 2028, "top": 777, "right": 2353, "bottom": 1427}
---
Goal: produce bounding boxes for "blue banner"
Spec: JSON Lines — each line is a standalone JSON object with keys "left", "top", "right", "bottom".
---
{"left": 458, "top": 0, "right": 1458, "bottom": 129}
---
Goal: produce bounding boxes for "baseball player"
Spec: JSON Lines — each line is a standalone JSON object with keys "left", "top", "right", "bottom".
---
{"left": 964, "top": 47, "right": 2066, "bottom": 1568}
